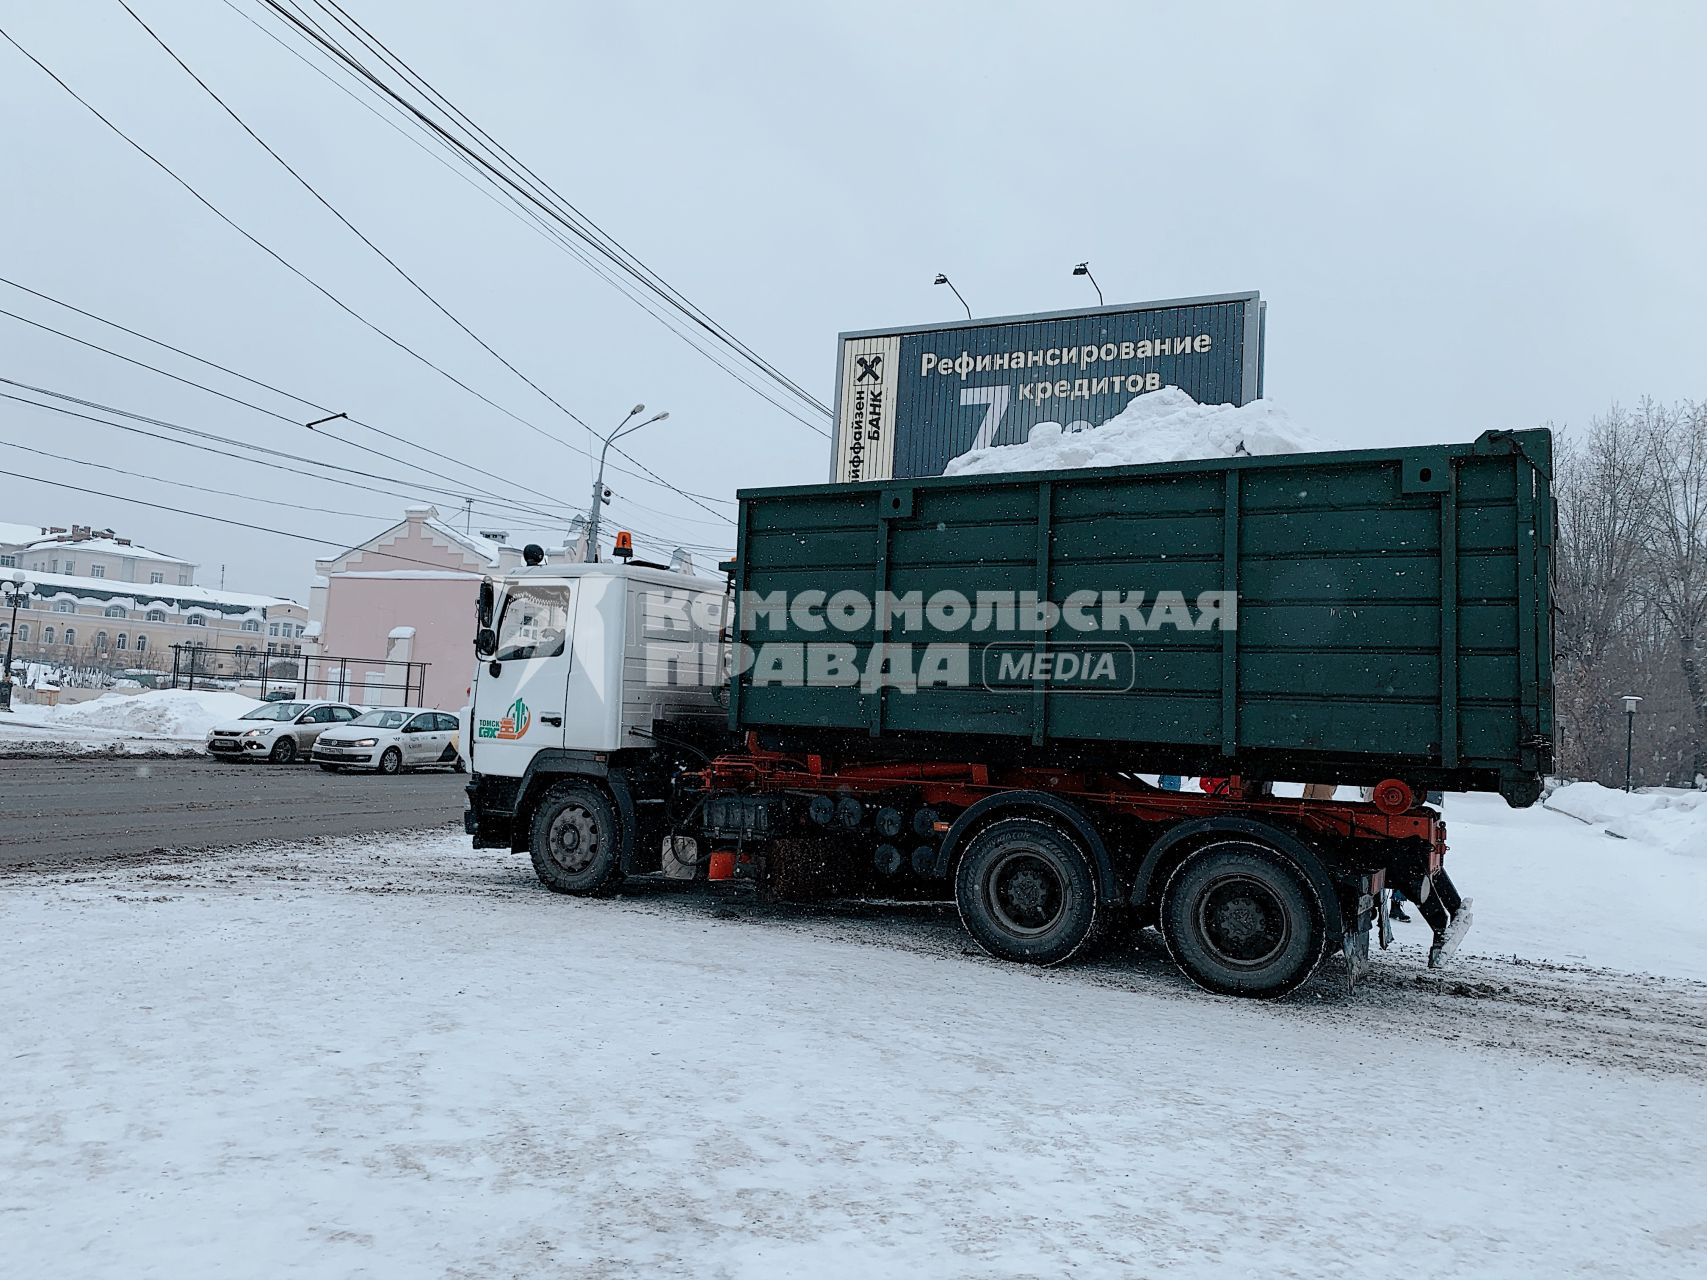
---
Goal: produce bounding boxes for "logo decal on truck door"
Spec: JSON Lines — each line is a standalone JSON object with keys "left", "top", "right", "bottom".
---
{"left": 478, "top": 696, "right": 530, "bottom": 740}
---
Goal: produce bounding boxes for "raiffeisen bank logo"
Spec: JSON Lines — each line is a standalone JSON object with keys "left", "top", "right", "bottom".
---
{"left": 478, "top": 696, "right": 531, "bottom": 740}
{"left": 636, "top": 588, "right": 1234, "bottom": 693}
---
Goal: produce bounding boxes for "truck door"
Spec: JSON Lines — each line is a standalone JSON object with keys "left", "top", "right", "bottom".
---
{"left": 471, "top": 581, "right": 576, "bottom": 778}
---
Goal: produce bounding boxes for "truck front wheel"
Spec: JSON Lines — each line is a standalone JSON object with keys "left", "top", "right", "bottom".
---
{"left": 529, "top": 783, "right": 624, "bottom": 896}
{"left": 1160, "top": 843, "right": 1324, "bottom": 998}
{"left": 955, "top": 818, "right": 1099, "bottom": 966}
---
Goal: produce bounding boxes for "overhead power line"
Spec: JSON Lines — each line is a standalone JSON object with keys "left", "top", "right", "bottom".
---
{"left": 0, "top": 273, "right": 728, "bottom": 524}
{"left": 1, "top": 385, "right": 732, "bottom": 559}
{"left": 258, "top": 0, "right": 831, "bottom": 438}
{"left": 0, "top": 23, "right": 596, "bottom": 464}
{"left": 0, "top": 436, "right": 384, "bottom": 521}
{"left": 0, "top": 19, "right": 733, "bottom": 531}
{"left": 0, "top": 303, "right": 573, "bottom": 526}
{"left": 11, "top": 467, "right": 526, "bottom": 574}
{"left": 118, "top": 0, "right": 616, "bottom": 466}
{"left": 0, "top": 382, "right": 560, "bottom": 524}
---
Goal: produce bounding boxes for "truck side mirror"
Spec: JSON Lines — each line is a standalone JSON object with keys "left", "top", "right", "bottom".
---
{"left": 477, "top": 581, "right": 495, "bottom": 629}
{"left": 475, "top": 627, "right": 496, "bottom": 657}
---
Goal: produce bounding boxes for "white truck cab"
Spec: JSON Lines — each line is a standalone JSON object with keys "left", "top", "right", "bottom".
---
{"left": 468, "top": 562, "right": 727, "bottom": 781}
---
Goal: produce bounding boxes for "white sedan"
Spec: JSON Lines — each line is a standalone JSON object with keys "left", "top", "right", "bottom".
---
{"left": 310, "top": 708, "right": 465, "bottom": 775}
{"left": 204, "top": 700, "right": 364, "bottom": 764}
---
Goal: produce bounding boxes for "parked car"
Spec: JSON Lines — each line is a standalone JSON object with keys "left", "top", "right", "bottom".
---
{"left": 311, "top": 708, "right": 465, "bottom": 775}
{"left": 205, "top": 700, "right": 365, "bottom": 764}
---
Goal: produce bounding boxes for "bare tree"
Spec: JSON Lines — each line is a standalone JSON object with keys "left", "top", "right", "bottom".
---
{"left": 1552, "top": 410, "right": 1654, "bottom": 777}
{"left": 1638, "top": 398, "right": 1707, "bottom": 780}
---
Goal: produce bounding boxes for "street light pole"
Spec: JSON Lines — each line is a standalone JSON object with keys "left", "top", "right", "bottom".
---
{"left": 586, "top": 405, "right": 669, "bottom": 562}
{"left": 0, "top": 572, "right": 29, "bottom": 712}
{"left": 933, "top": 273, "right": 972, "bottom": 320}
{"left": 1072, "top": 261, "right": 1104, "bottom": 306}
{"left": 1621, "top": 694, "right": 1642, "bottom": 792}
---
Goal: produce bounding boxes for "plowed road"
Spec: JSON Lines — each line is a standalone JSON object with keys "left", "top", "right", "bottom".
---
{"left": 0, "top": 757, "right": 466, "bottom": 870}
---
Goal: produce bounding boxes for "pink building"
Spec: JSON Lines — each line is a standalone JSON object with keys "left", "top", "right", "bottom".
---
{"left": 308, "top": 506, "right": 573, "bottom": 712}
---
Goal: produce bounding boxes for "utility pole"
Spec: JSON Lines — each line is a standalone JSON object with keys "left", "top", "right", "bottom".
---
{"left": 587, "top": 405, "right": 668, "bottom": 562}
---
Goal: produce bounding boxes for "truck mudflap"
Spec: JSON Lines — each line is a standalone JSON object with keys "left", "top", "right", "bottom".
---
{"left": 1341, "top": 928, "right": 1372, "bottom": 987}
{"left": 1417, "top": 870, "right": 1473, "bottom": 970}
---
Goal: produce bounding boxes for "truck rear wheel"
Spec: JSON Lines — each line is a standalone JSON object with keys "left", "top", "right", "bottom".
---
{"left": 955, "top": 818, "right": 1098, "bottom": 966}
{"left": 1160, "top": 843, "right": 1324, "bottom": 998}
{"left": 529, "top": 783, "right": 624, "bottom": 896}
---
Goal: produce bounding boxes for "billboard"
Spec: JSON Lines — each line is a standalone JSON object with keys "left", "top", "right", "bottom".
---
{"left": 831, "top": 291, "right": 1264, "bottom": 482}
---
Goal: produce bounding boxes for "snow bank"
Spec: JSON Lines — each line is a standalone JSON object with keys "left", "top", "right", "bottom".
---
{"left": 1544, "top": 782, "right": 1707, "bottom": 858}
{"left": 944, "top": 386, "right": 1335, "bottom": 476}
{"left": 1439, "top": 791, "right": 1707, "bottom": 978}
{"left": 27, "top": 689, "right": 260, "bottom": 739}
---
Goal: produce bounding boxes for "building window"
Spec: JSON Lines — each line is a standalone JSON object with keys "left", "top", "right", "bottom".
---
{"left": 49, "top": 559, "right": 58, "bottom": 572}
{"left": 295, "top": 624, "right": 306, "bottom": 637}
{"left": 146, "top": 610, "right": 166, "bottom": 623}
{"left": 178, "top": 574, "right": 190, "bottom": 586}
{"left": 242, "top": 618, "right": 261, "bottom": 632}
{"left": 116, "top": 633, "right": 127, "bottom": 650}
{"left": 55, "top": 599, "right": 74, "bottom": 613}
{"left": 104, "top": 605, "right": 125, "bottom": 618}
{"left": 268, "top": 622, "right": 280, "bottom": 637}
{"left": 43, "top": 627, "right": 54, "bottom": 645}
{"left": 90, "top": 565, "right": 106, "bottom": 579}
{"left": 16, "top": 624, "right": 27, "bottom": 642}
{"left": 0, "top": 554, "right": 13, "bottom": 568}
{"left": 62, "top": 561, "right": 73, "bottom": 575}
{"left": 135, "top": 634, "right": 147, "bottom": 654}
{"left": 95, "top": 631, "right": 109, "bottom": 650}
{"left": 150, "top": 571, "right": 163, "bottom": 584}
{"left": 62, "top": 628, "right": 75, "bottom": 647}
{"left": 187, "top": 614, "right": 206, "bottom": 627}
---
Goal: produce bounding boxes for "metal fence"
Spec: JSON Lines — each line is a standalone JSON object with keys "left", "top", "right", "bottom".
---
{"left": 169, "top": 643, "right": 429, "bottom": 707}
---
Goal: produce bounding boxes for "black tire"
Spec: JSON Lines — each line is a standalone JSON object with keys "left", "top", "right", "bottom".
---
{"left": 1160, "top": 843, "right": 1326, "bottom": 999}
{"left": 954, "top": 817, "right": 1099, "bottom": 966}
{"left": 377, "top": 747, "right": 402, "bottom": 775}
{"left": 318, "top": 763, "right": 342, "bottom": 773}
{"left": 452, "top": 754, "right": 467, "bottom": 774}
{"left": 529, "top": 783, "right": 624, "bottom": 896}
{"left": 269, "top": 736, "right": 297, "bottom": 764}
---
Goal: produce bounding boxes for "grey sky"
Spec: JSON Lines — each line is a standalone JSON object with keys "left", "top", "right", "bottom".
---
{"left": 3, "top": 0, "right": 1703, "bottom": 598}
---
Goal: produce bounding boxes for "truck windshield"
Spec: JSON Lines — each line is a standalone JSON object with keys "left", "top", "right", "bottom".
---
{"left": 494, "top": 584, "right": 572, "bottom": 661}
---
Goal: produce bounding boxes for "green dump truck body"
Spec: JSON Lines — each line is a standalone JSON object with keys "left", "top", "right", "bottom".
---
{"left": 729, "top": 428, "right": 1553, "bottom": 806}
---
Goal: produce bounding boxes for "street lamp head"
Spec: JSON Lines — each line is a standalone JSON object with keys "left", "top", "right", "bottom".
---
{"left": 1622, "top": 694, "right": 1643, "bottom": 715}
{"left": 9, "top": 570, "right": 22, "bottom": 586}
{"left": 1072, "top": 262, "right": 1089, "bottom": 276}
{"left": 652, "top": 411, "right": 669, "bottom": 423}
{"left": 933, "top": 273, "right": 950, "bottom": 286}
{"left": 630, "top": 403, "right": 645, "bottom": 416}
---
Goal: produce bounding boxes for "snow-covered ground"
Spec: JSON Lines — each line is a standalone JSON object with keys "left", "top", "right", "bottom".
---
{"left": 0, "top": 689, "right": 259, "bottom": 755}
{"left": 1545, "top": 780, "right": 1707, "bottom": 859}
{"left": 945, "top": 386, "right": 1334, "bottom": 476}
{"left": 3, "top": 796, "right": 1704, "bottom": 1279}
